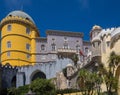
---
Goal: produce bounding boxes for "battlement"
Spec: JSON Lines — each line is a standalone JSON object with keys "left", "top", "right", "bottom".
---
{"left": 0, "top": 64, "right": 18, "bottom": 70}
{"left": 102, "top": 27, "right": 115, "bottom": 33}
{"left": 1, "top": 16, "right": 33, "bottom": 25}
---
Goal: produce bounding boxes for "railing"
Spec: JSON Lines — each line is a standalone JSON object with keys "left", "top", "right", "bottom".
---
{"left": 57, "top": 48, "right": 76, "bottom": 53}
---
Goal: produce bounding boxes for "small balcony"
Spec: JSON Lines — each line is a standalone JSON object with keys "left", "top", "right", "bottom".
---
{"left": 57, "top": 48, "right": 77, "bottom": 58}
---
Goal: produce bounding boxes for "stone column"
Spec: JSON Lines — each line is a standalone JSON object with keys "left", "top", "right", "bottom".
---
{"left": 16, "top": 72, "right": 25, "bottom": 88}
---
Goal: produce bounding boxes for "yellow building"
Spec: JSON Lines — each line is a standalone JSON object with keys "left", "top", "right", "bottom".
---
{"left": 0, "top": 10, "right": 39, "bottom": 66}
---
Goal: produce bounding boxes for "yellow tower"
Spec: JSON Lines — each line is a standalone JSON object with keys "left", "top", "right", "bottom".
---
{"left": 0, "top": 10, "right": 39, "bottom": 66}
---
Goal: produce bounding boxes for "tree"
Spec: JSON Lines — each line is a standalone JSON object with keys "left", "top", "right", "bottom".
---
{"left": 106, "top": 52, "right": 120, "bottom": 94}
{"left": 78, "top": 69, "right": 103, "bottom": 95}
{"left": 77, "top": 69, "right": 103, "bottom": 95}
{"left": 7, "top": 87, "right": 20, "bottom": 95}
{"left": 71, "top": 54, "right": 79, "bottom": 67}
{"left": 98, "top": 52, "right": 120, "bottom": 95}
{"left": 30, "top": 78, "right": 56, "bottom": 95}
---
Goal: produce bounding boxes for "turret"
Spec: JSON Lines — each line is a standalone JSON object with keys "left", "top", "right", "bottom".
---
{"left": 90, "top": 25, "right": 102, "bottom": 63}
{"left": 0, "top": 10, "right": 39, "bottom": 66}
{"left": 90, "top": 25, "right": 102, "bottom": 40}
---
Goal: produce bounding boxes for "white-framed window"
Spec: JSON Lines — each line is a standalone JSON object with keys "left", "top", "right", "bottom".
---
{"left": 51, "top": 43, "right": 56, "bottom": 51}
{"left": 7, "top": 51, "right": 10, "bottom": 57}
{"left": 76, "top": 45, "right": 80, "bottom": 52}
{"left": 26, "top": 54, "right": 30, "bottom": 59}
{"left": 41, "top": 44, "right": 45, "bottom": 51}
{"left": 85, "top": 47, "right": 88, "bottom": 54}
{"left": 41, "top": 55, "right": 46, "bottom": 60}
{"left": 63, "top": 43, "right": 68, "bottom": 49}
{"left": 7, "top": 41, "right": 11, "bottom": 48}
{"left": 26, "top": 27, "right": 30, "bottom": 34}
{"left": 7, "top": 25, "right": 12, "bottom": 31}
{"left": 26, "top": 44, "right": 30, "bottom": 51}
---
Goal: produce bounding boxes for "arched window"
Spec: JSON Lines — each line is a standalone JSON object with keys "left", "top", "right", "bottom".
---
{"left": 51, "top": 43, "right": 56, "bottom": 51}
{"left": 41, "top": 44, "right": 45, "bottom": 51}
{"left": 26, "top": 44, "right": 30, "bottom": 51}
{"left": 26, "top": 54, "right": 30, "bottom": 59}
{"left": 7, "top": 41, "right": 11, "bottom": 48}
{"left": 7, "top": 51, "right": 10, "bottom": 57}
{"left": 7, "top": 25, "right": 12, "bottom": 31}
{"left": 26, "top": 27, "right": 30, "bottom": 34}
{"left": 64, "top": 37, "right": 68, "bottom": 41}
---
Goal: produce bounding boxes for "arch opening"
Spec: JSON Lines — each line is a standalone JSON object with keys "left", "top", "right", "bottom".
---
{"left": 30, "top": 70, "right": 46, "bottom": 82}
{"left": 11, "top": 76, "right": 16, "bottom": 87}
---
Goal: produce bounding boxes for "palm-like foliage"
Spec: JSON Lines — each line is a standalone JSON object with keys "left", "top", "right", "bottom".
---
{"left": 71, "top": 54, "right": 79, "bottom": 67}
{"left": 7, "top": 87, "right": 20, "bottom": 95}
{"left": 77, "top": 69, "right": 103, "bottom": 95}
{"left": 98, "top": 51, "right": 120, "bottom": 95}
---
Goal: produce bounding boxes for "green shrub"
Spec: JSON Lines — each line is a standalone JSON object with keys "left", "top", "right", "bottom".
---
{"left": 57, "top": 88, "right": 80, "bottom": 94}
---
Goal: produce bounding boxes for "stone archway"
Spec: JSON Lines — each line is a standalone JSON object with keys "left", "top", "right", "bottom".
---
{"left": 30, "top": 70, "right": 46, "bottom": 82}
{"left": 115, "top": 66, "right": 120, "bottom": 95}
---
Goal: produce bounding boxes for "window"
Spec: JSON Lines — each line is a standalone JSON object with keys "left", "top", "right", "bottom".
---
{"left": 92, "top": 43, "right": 95, "bottom": 48}
{"left": 64, "top": 37, "right": 68, "bottom": 41}
{"left": 52, "top": 55, "right": 56, "bottom": 59}
{"left": 52, "top": 38, "right": 55, "bottom": 41}
{"left": 41, "top": 55, "right": 46, "bottom": 60}
{"left": 7, "top": 51, "right": 10, "bottom": 57}
{"left": 76, "top": 45, "right": 80, "bottom": 52}
{"left": 63, "top": 43, "right": 68, "bottom": 49}
{"left": 27, "top": 54, "right": 30, "bottom": 59}
{"left": 76, "top": 40, "right": 79, "bottom": 42}
{"left": 26, "top": 27, "right": 30, "bottom": 34}
{"left": 26, "top": 44, "right": 30, "bottom": 51}
{"left": 106, "top": 41, "right": 110, "bottom": 47}
{"left": 7, "top": 25, "right": 12, "bottom": 31}
{"left": 85, "top": 47, "right": 88, "bottom": 54}
{"left": 41, "top": 44, "right": 45, "bottom": 51}
{"left": 7, "top": 41, "right": 11, "bottom": 48}
{"left": 51, "top": 43, "right": 56, "bottom": 51}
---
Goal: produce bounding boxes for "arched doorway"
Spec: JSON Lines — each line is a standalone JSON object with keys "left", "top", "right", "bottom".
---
{"left": 115, "top": 66, "right": 120, "bottom": 95}
{"left": 11, "top": 76, "right": 16, "bottom": 87}
{"left": 30, "top": 70, "right": 46, "bottom": 82}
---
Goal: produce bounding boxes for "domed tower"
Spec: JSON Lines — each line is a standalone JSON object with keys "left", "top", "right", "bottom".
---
{"left": 90, "top": 25, "right": 102, "bottom": 40}
{"left": 90, "top": 25, "right": 102, "bottom": 63}
{"left": 0, "top": 10, "right": 39, "bottom": 66}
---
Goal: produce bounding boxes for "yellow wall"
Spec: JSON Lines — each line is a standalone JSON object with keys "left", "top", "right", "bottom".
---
{"left": 1, "top": 20, "right": 38, "bottom": 66}
{"left": 112, "top": 39, "right": 120, "bottom": 55}
{"left": 101, "top": 35, "right": 111, "bottom": 69}
{"left": 31, "top": 30, "right": 37, "bottom": 65}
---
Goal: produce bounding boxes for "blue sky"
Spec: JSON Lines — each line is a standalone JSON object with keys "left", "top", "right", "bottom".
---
{"left": 0, "top": 0, "right": 120, "bottom": 40}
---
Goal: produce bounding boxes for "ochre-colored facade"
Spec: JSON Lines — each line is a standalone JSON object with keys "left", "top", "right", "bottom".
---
{"left": 0, "top": 12, "right": 39, "bottom": 66}
{"left": 90, "top": 25, "right": 120, "bottom": 94}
